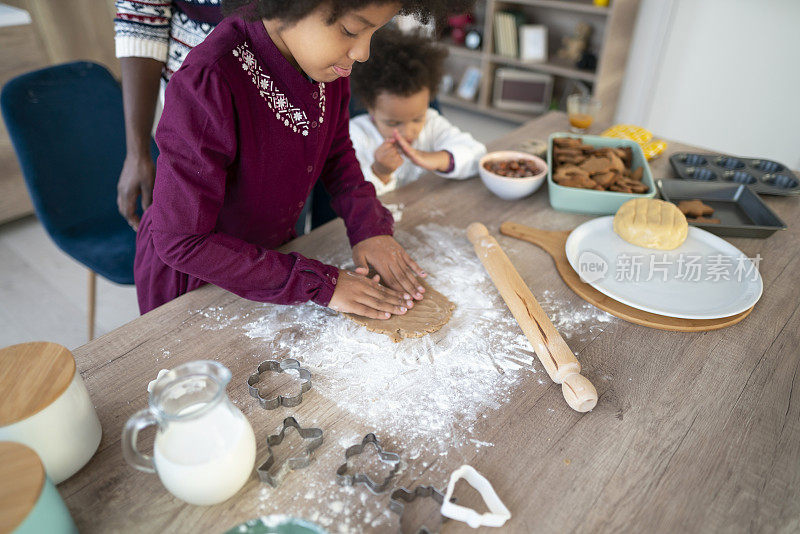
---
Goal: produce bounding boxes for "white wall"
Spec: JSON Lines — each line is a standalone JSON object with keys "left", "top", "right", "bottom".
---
{"left": 616, "top": 0, "right": 800, "bottom": 170}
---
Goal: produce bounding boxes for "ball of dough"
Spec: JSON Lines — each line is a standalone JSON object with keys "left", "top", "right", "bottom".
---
{"left": 613, "top": 198, "right": 688, "bottom": 250}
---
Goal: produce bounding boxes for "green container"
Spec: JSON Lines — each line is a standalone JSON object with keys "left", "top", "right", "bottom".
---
{"left": 547, "top": 133, "right": 656, "bottom": 214}
{"left": 13, "top": 475, "right": 77, "bottom": 534}
{"left": 224, "top": 516, "right": 328, "bottom": 534}
{"left": 1, "top": 441, "right": 77, "bottom": 534}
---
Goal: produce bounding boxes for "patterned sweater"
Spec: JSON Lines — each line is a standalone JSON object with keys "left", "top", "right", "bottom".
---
{"left": 134, "top": 16, "right": 393, "bottom": 313}
{"left": 114, "top": 0, "right": 223, "bottom": 83}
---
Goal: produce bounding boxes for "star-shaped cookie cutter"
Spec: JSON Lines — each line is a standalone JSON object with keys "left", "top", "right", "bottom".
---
{"left": 335, "top": 433, "right": 401, "bottom": 494}
{"left": 257, "top": 416, "right": 324, "bottom": 488}
{"left": 389, "top": 485, "right": 450, "bottom": 534}
{"left": 247, "top": 358, "right": 311, "bottom": 409}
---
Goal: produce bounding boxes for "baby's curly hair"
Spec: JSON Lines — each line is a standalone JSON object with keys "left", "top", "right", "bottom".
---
{"left": 350, "top": 27, "right": 448, "bottom": 108}
{"left": 222, "top": 0, "right": 474, "bottom": 28}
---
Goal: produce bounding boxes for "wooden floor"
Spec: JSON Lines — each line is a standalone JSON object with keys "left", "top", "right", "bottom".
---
{"left": 0, "top": 216, "right": 139, "bottom": 349}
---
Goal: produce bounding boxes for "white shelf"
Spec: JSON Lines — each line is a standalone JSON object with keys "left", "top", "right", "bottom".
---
{"left": 444, "top": 44, "right": 483, "bottom": 60}
{"left": 500, "top": 0, "right": 610, "bottom": 16}
{"left": 439, "top": 94, "right": 539, "bottom": 124}
{"left": 489, "top": 54, "right": 597, "bottom": 82}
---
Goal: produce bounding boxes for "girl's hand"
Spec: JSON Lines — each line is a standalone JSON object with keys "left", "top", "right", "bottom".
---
{"left": 392, "top": 130, "right": 450, "bottom": 172}
{"left": 371, "top": 140, "right": 403, "bottom": 184}
{"left": 352, "top": 235, "right": 427, "bottom": 302}
{"left": 328, "top": 269, "right": 409, "bottom": 319}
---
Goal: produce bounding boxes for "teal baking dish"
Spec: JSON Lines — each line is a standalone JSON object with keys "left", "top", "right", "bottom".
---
{"left": 547, "top": 133, "right": 656, "bottom": 214}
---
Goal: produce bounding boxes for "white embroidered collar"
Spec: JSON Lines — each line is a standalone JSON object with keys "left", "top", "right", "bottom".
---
{"left": 232, "top": 42, "right": 326, "bottom": 137}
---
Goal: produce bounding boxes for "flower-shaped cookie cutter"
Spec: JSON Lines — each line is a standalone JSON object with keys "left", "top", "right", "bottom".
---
{"left": 257, "top": 416, "right": 324, "bottom": 488}
{"left": 389, "top": 485, "right": 450, "bottom": 534}
{"left": 247, "top": 358, "right": 311, "bottom": 409}
{"left": 335, "top": 433, "right": 401, "bottom": 494}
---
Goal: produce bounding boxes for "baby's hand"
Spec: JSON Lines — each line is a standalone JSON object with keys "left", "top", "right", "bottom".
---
{"left": 352, "top": 235, "right": 426, "bottom": 302}
{"left": 371, "top": 140, "right": 403, "bottom": 184}
{"left": 393, "top": 130, "right": 451, "bottom": 173}
{"left": 328, "top": 269, "right": 408, "bottom": 319}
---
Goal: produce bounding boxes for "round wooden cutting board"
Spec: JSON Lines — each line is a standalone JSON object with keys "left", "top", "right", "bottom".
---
{"left": 500, "top": 222, "right": 753, "bottom": 332}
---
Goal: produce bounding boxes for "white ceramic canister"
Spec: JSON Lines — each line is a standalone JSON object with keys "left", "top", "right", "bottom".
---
{"left": 122, "top": 360, "right": 256, "bottom": 506}
{"left": 0, "top": 342, "right": 102, "bottom": 484}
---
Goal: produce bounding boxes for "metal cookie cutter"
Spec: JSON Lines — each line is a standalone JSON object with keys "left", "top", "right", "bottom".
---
{"left": 248, "top": 358, "right": 311, "bottom": 409}
{"left": 335, "top": 433, "right": 401, "bottom": 494}
{"left": 257, "top": 416, "right": 323, "bottom": 488}
{"left": 389, "top": 485, "right": 450, "bottom": 534}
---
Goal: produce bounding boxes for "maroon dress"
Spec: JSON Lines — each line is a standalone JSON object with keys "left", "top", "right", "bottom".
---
{"left": 134, "top": 16, "right": 393, "bottom": 313}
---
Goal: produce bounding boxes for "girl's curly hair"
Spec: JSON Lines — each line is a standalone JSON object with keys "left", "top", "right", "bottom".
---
{"left": 350, "top": 27, "right": 447, "bottom": 107}
{"left": 221, "top": 0, "right": 475, "bottom": 29}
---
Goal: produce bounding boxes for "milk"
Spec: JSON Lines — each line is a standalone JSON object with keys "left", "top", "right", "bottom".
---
{"left": 153, "top": 402, "right": 255, "bottom": 505}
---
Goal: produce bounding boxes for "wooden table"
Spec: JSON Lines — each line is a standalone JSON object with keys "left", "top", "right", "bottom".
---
{"left": 60, "top": 112, "right": 800, "bottom": 533}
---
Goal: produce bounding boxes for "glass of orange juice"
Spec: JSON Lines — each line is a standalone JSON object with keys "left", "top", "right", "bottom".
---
{"left": 567, "top": 94, "right": 600, "bottom": 133}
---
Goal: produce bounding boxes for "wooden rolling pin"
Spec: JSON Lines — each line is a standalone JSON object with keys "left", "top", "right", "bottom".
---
{"left": 467, "top": 222, "right": 598, "bottom": 412}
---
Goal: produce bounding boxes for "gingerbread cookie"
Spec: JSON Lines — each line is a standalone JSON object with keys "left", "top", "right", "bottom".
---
{"left": 551, "top": 136, "right": 648, "bottom": 194}
{"left": 592, "top": 171, "right": 617, "bottom": 188}
{"left": 677, "top": 199, "right": 714, "bottom": 218}
{"left": 553, "top": 137, "right": 581, "bottom": 148}
{"left": 579, "top": 156, "right": 612, "bottom": 174}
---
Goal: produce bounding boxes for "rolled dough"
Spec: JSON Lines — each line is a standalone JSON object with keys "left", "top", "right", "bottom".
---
{"left": 344, "top": 279, "right": 456, "bottom": 343}
{"left": 613, "top": 198, "right": 688, "bottom": 250}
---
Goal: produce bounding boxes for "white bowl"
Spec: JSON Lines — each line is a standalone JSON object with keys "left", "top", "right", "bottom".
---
{"left": 478, "top": 151, "right": 548, "bottom": 200}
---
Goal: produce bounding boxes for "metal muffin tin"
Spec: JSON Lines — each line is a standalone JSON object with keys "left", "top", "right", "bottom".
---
{"left": 656, "top": 179, "right": 786, "bottom": 238}
{"left": 669, "top": 152, "right": 799, "bottom": 195}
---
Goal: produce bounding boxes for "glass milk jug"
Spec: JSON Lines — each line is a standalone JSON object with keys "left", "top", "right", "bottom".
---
{"left": 122, "top": 361, "right": 256, "bottom": 505}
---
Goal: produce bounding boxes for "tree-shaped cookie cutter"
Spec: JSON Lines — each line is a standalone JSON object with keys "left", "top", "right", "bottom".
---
{"left": 257, "top": 416, "right": 324, "bottom": 488}
{"left": 440, "top": 465, "right": 511, "bottom": 528}
{"left": 247, "top": 358, "right": 311, "bottom": 409}
{"left": 389, "top": 485, "right": 451, "bottom": 534}
{"left": 335, "top": 433, "right": 401, "bottom": 494}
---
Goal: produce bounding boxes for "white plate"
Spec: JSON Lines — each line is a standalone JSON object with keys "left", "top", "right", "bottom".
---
{"left": 565, "top": 217, "right": 763, "bottom": 319}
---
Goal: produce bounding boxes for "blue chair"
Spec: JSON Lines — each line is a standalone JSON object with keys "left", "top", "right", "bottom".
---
{"left": 1, "top": 61, "right": 152, "bottom": 340}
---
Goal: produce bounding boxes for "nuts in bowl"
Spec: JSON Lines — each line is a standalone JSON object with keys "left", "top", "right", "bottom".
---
{"left": 478, "top": 151, "right": 547, "bottom": 200}
{"left": 483, "top": 158, "right": 542, "bottom": 178}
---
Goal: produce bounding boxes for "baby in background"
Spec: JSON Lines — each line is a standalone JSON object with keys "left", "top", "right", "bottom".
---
{"left": 349, "top": 27, "right": 487, "bottom": 195}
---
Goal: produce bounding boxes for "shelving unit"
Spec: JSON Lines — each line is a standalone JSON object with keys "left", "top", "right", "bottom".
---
{"left": 437, "top": 0, "right": 640, "bottom": 124}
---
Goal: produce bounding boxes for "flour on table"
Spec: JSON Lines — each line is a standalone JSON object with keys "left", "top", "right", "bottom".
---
{"left": 199, "top": 223, "right": 619, "bottom": 532}
{"left": 243, "top": 224, "right": 611, "bottom": 455}
{"left": 538, "top": 289, "right": 615, "bottom": 343}
{"left": 383, "top": 202, "right": 404, "bottom": 222}
{"left": 199, "top": 306, "right": 241, "bottom": 330}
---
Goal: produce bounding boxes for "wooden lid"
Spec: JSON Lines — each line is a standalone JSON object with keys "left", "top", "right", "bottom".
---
{"left": 0, "top": 441, "right": 46, "bottom": 532}
{"left": 0, "top": 342, "right": 76, "bottom": 426}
